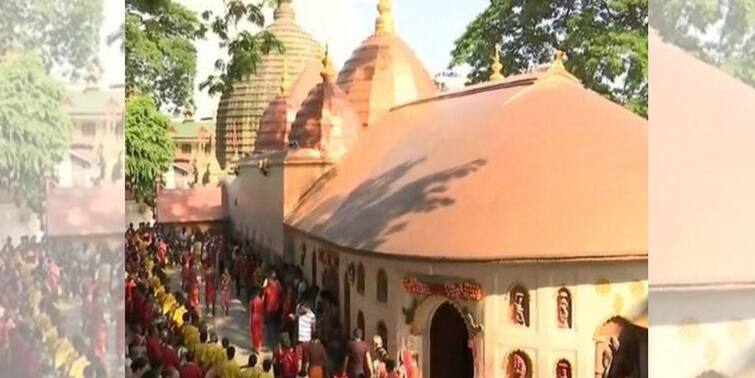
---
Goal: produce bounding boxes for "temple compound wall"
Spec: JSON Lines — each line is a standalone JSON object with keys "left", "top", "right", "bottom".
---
{"left": 286, "top": 231, "right": 647, "bottom": 378}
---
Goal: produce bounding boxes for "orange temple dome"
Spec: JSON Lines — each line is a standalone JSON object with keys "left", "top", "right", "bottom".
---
{"left": 289, "top": 51, "right": 362, "bottom": 160}
{"left": 255, "top": 56, "right": 324, "bottom": 153}
{"left": 336, "top": 0, "right": 437, "bottom": 128}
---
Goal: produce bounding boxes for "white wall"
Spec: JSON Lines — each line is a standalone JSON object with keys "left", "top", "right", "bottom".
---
{"left": 290, "top": 231, "right": 647, "bottom": 378}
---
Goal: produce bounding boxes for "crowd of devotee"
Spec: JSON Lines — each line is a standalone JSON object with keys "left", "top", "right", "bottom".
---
{"left": 0, "top": 234, "right": 122, "bottom": 377}
{"left": 124, "top": 223, "right": 407, "bottom": 378}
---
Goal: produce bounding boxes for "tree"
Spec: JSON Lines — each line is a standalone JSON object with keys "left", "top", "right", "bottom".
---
{"left": 125, "top": 0, "right": 205, "bottom": 112}
{"left": 450, "top": 0, "right": 648, "bottom": 117}
{"left": 125, "top": 94, "right": 175, "bottom": 207}
{"left": 0, "top": 54, "right": 72, "bottom": 215}
{"left": 199, "top": 0, "right": 284, "bottom": 95}
{"left": 650, "top": 0, "right": 755, "bottom": 89}
{"left": 0, "top": 0, "right": 103, "bottom": 80}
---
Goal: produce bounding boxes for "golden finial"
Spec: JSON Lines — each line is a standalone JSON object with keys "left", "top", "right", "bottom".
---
{"left": 321, "top": 44, "right": 336, "bottom": 83}
{"left": 490, "top": 43, "right": 504, "bottom": 81}
{"left": 280, "top": 54, "right": 290, "bottom": 94}
{"left": 536, "top": 49, "right": 580, "bottom": 84}
{"left": 375, "top": 0, "right": 395, "bottom": 36}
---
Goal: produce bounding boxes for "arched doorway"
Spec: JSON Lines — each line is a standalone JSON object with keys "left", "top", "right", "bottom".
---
{"left": 343, "top": 270, "right": 351, "bottom": 334}
{"left": 430, "top": 302, "right": 473, "bottom": 378}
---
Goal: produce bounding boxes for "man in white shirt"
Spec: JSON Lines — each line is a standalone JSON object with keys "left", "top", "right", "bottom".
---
{"left": 297, "top": 304, "right": 316, "bottom": 345}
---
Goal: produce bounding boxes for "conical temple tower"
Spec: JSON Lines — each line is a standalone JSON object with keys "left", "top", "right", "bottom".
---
{"left": 215, "top": 0, "right": 322, "bottom": 168}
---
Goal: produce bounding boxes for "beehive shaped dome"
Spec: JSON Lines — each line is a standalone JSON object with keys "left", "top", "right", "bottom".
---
{"left": 215, "top": 0, "right": 322, "bottom": 167}
{"left": 255, "top": 57, "right": 324, "bottom": 152}
{"left": 336, "top": 0, "right": 438, "bottom": 127}
{"left": 290, "top": 54, "right": 362, "bottom": 161}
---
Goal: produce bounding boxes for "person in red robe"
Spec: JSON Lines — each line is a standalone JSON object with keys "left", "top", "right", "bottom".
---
{"left": 204, "top": 262, "right": 217, "bottom": 316}
{"left": 220, "top": 268, "right": 232, "bottom": 316}
{"left": 179, "top": 350, "right": 202, "bottom": 378}
{"left": 249, "top": 290, "right": 265, "bottom": 353}
{"left": 157, "top": 237, "right": 168, "bottom": 265}
{"left": 188, "top": 273, "right": 200, "bottom": 315}
{"left": 263, "top": 271, "right": 282, "bottom": 343}
{"left": 46, "top": 258, "right": 60, "bottom": 299}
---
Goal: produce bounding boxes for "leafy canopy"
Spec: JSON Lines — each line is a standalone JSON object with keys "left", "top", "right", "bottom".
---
{"left": 199, "top": 0, "right": 284, "bottom": 95}
{"left": 451, "top": 0, "right": 648, "bottom": 117}
{"left": 650, "top": 0, "right": 755, "bottom": 89}
{"left": 126, "top": 0, "right": 205, "bottom": 112}
{"left": 0, "top": 54, "right": 73, "bottom": 214}
{"left": 125, "top": 94, "right": 175, "bottom": 207}
{"left": 0, "top": 0, "right": 103, "bottom": 80}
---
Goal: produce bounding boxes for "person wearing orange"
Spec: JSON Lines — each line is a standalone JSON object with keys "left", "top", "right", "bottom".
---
{"left": 249, "top": 290, "right": 265, "bottom": 353}
{"left": 188, "top": 272, "right": 201, "bottom": 315}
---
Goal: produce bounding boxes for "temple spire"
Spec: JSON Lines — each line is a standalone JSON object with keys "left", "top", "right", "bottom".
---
{"left": 375, "top": 0, "right": 395, "bottom": 36}
{"left": 490, "top": 43, "right": 504, "bottom": 81}
{"left": 321, "top": 44, "right": 336, "bottom": 83}
{"left": 274, "top": 0, "right": 295, "bottom": 20}
{"left": 537, "top": 50, "right": 580, "bottom": 84}
{"left": 280, "top": 54, "right": 290, "bottom": 94}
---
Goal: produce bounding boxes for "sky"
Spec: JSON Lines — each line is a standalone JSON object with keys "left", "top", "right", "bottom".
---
{"left": 177, "top": 0, "right": 490, "bottom": 119}
{"left": 99, "top": 0, "right": 126, "bottom": 88}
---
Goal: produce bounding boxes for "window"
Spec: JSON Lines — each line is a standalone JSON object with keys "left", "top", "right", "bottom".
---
{"left": 506, "top": 350, "right": 532, "bottom": 378}
{"left": 376, "top": 321, "right": 388, "bottom": 350}
{"left": 81, "top": 121, "right": 96, "bottom": 136}
{"left": 556, "top": 359, "right": 572, "bottom": 378}
{"left": 357, "top": 311, "right": 365, "bottom": 335}
{"left": 376, "top": 269, "right": 388, "bottom": 303}
{"left": 557, "top": 287, "right": 572, "bottom": 329}
{"left": 357, "top": 263, "right": 365, "bottom": 295}
{"left": 509, "top": 284, "right": 530, "bottom": 327}
{"left": 181, "top": 143, "right": 192, "bottom": 154}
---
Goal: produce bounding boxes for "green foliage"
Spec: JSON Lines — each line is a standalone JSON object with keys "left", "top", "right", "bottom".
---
{"left": 650, "top": 0, "right": 755, "bottom": 89}
{"left": 125, "top": 94, "right": 175, "bottom": 207}
{"left": 199, "top": 0, "right": 284, "bottom": 95}
{"left": 451, "top": 0, "right": 648, "bottom": 117}
{"left": 0, "top": 54, "right": 72, "bottom": 215}
{"left": 0, "top": 0, "right": 103, "bottom": 79}
{"left": 125, "top": 0, "right": 205, "bottom": 112}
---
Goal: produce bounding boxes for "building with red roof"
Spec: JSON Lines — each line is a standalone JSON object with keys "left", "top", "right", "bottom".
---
{"left": 225, "top": 1, "right": 648, "bottom": 377}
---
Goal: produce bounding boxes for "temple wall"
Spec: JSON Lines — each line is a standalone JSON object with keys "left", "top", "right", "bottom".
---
{"left": 649, "top": 288, "right": 755, "bottom": 377}
{"left": 230, "top": 160, "right": 285, "bottom": 260}
{"left": 288, "top": 230, "right": 647, "bottom": 378}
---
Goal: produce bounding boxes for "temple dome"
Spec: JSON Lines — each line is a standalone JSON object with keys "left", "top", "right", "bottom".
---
{"left": 255, "top": 57, "right": 324, "bottom": 152}
{"left": 215, "top": 0, "right": 322, "bottom": 167}
{"left": 286, "top": 57, "right": 647, "bottom": 261}
{"left": 290, "top": 56, "right": 361, "bottom": 160}
{"left": 336, "top": 0, "right": 437, "bottom": 127}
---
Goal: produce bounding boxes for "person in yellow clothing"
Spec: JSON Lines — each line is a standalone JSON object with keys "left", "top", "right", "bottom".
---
{"left": 53, "top": 338, "right": 77, "bottom": 370}
{"left": 206, "top": 346, "right": 227, "bottom": 378}
{"left": 66, "top": 353, "right": 90, "bottom": 378}
{"left": 241, "top": 354, "right": 263, "bottom": 378}
{"left": 258, "top": 359, "right": 274, "bottom": 378}
{"left": 221, "top": 346, "right": 242, "bottom": 378}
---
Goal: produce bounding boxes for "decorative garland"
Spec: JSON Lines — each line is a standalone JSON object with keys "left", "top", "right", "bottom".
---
{"left": 402, "top": 275, "right": 483, "bottom": 302}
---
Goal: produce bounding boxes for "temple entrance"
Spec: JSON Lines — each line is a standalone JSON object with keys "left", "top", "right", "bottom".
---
{"left": 430, "top": 302, "right": 474, "bottom": 378}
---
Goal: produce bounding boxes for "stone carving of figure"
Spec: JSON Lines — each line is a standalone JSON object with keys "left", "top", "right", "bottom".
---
{"left": 557, "top": 288, "right": 572, "bottom": 328}
{"left": 556, "top": 360, "right": 572, "bottom": 378}
{"left": 510, "top": 287, "right": 529, "bottom": 326}
{"left": 507, "top": 351, "right": 530, "bottom": 378}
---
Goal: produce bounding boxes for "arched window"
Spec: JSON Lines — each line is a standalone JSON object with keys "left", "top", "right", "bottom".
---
{"left": 509, "top": 284, "right": 530, "bottom": 327}
{"left": 377, "top": 269, "right": 388, "bottom": 303}
{"left": 506, "top": 350, "right": 533, "bottom": 378}
{"left": 556, "top": 359, "right": 572, "bottom": 378}
{"left": 357, "top": 263, "right": 365, "bottom": 295}
{"left": 557, "top": 287, "right": 572, "bottom": 329}
{"left": 357, "top": 311, "right": 365, "bottom": 335}
{"left": 376, "top": 321, "right": 388, "bottom": 350}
